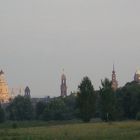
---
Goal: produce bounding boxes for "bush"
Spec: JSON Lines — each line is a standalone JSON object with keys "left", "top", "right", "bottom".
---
{"left": 12, "top": 122, "right": 18, "bottom": 129}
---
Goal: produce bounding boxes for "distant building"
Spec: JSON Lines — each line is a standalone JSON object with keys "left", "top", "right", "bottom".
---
{"left": 134, "top": 70, "right": 140, "bottom": 83}
{"left": 60, "top": 72, "right": 67, "bottom": 97}
{"left": 31, "top": 96, "right": 51, "bottom": 107}
{"left": 24, "top": 86, "right": 31, "bottom": 98}
{"left": 111, "top": 65, "right": 118, "bottom": 91}
{"left": 0, "top": 70, "right": 11, "bottom": 103}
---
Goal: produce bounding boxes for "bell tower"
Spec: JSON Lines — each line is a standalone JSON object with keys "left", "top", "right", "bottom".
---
{"left": 60, "top": 70, "right": 67, "bottom": 97}
{"left": 24, "top": 86, "right": 31, "bottom": 98}
{"left": 111, "top": 65, "right": 118, "bottom": 91}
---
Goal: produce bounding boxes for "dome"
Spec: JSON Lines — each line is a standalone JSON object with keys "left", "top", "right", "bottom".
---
{"left": 134, "top": 69, "right": 140, "bottom": 82}
{"left": 135, "top": 70, "right": 140, "bottom": 75}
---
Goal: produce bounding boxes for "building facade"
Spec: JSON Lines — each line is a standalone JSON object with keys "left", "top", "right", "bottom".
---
{"left": 0, "top": 70, "right": 11, "bottom": 103}
{"left": 134, "top": 70, "right": 140, "bottom": 83}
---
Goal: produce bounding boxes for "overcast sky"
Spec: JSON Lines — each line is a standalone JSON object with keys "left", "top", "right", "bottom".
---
{"left": 0, "top": 0, "right": 140, "bottom": 97}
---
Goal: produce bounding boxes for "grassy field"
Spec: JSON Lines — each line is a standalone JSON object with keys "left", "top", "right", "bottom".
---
{"left": 0, "top": 121, "right": 140, "bottom": 140}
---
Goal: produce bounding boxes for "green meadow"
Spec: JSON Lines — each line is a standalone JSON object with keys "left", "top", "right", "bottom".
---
{"left": 0, "top": 121, "right": 140, "bottom": 140}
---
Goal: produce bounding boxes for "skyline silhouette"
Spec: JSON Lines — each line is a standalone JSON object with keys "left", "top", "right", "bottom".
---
{"left": 0, "top": 0, "right": 140, "bottom": 97}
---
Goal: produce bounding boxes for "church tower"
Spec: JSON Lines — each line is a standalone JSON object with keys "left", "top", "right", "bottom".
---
{"left": 0, "top": 70, "right": 11, "bottom": 103}
{"left": 60, "top": 71, "right": 67, "bottom": 97}
{"left": 24, "top": 86, "right": 31, "bottom": 98}
{"left": 111, "top": 65, "right": 118, "bottom": 91}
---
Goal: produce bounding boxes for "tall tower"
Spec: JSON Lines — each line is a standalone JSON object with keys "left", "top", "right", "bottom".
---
{"left": 24, "top": 86, "right": 31, "bottom": 98}
{"left": 0, "top": 70, "right": 11, "bottom": 103}
{"left": 111, "top": 65, "right": 118, "bottom": 91}
{"left": 60, "top": 71, "right": 67, "bottom": 97}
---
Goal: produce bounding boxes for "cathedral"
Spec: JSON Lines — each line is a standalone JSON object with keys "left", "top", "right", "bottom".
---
{"left": 111, "top": 65, "right": 118, "bottom": 91}
{"left": 134, "top": 70, "right": 140, "bottom": 83}
{"left": 60, "top": 72, "right": 67, "bottom": 97}
{"left": 0, "top": 70, "right": 11, "bottom": 103}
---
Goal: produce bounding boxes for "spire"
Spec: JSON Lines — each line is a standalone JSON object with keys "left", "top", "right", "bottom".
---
{"left": 113, "top": 64, "right": 115, "bottom": 72}
{"left": 0, "top": 70, "right": 4, "bottom": 75}
{"left": 60, "top": 70, "right": 67, "bottom": 97}
{"left": 111, "top": 64, "right": 118, "bottom": 91}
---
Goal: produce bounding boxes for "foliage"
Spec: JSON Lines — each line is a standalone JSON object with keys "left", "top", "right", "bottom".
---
{"left": 42, "top": 98, "right": 67, "bottom": 121}
{"left": 6, "top": 95, "right": 34, "bottom": 121}
{"left": 63, "top": 93, "right": 78, "bottom": 119}
{"left": 99, "top": 78, "right": 116, "bottom": 121}
{"left": 114, "top": 89, "right": 125, "bottom": 120}
{"left": 4, "top": 77, "right": 140, "bottom": 122}
{"left": 120, "top": 81, "right": 140, "bottom": 119}
{"left": 77, "top": 76, "right": 96, "bottom": 122}
{"left": 35, "top": 101, "right": 46, "bottom": 120}
{"left": 12, "top": 122, "right": 18, "bottom": 129}
{"left": 136, "top": 112, "right": 140, "bottom": 120}
{"left": 35, "top": 94, "right": 77, "bottom": 121}
{"left": 0, "top": 105, "right": 5, "bottom": 123}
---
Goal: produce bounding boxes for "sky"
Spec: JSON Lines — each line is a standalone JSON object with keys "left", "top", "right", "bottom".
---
{"left": 0, "top": 0, "right": 140, "bottom": 97}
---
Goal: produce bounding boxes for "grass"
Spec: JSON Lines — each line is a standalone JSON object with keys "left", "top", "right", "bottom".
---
{"left": 0, "top": 121, "right": 140, "bottom": 140}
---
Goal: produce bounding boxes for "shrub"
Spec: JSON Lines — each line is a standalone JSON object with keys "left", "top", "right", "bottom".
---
{"left": 12, "top": 122, "right": 18, "bottom": 129}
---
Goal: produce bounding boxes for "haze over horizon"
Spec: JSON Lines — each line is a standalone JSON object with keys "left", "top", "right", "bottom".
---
{"left": 0, "top": 0, "right": 140, "bottom": 97}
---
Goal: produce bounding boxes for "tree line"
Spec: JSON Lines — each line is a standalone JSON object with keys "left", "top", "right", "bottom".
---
{"left": 0, "top": 76, "right": 140, "bottom": 123}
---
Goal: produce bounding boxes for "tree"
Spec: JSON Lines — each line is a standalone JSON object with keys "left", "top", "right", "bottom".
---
{"left": 35, "top": 101, "right": 46, "bottom": 120}
{"left": 120, "top": 81, "right": 140, "bottom": 119}
{"left": 63, "top": 93, "right": 78, "bottom": 120}
{"left": 77, "top": 76, "right": 96, "bottom": 122}
{"left": 99, "top": 78, "right": 116, "bottom": 121}
{"left": 6, "top": 95, "right": 33, "bottom": 121}
{"left": 42, "top": 98, "right": 67, "bottom": 121}
{"left": 114, "top": 88, "right": 124, "bottom": 120}
{"left": 0, "top": 105, "right": 5, "bottom": 123}
{"left": 35, "top": 94, "right": 78, "bottom": 121}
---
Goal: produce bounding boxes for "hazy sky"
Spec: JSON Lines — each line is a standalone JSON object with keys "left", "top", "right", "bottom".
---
{"left": 0, "top": 0, "right": 140, "bottom": 97}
